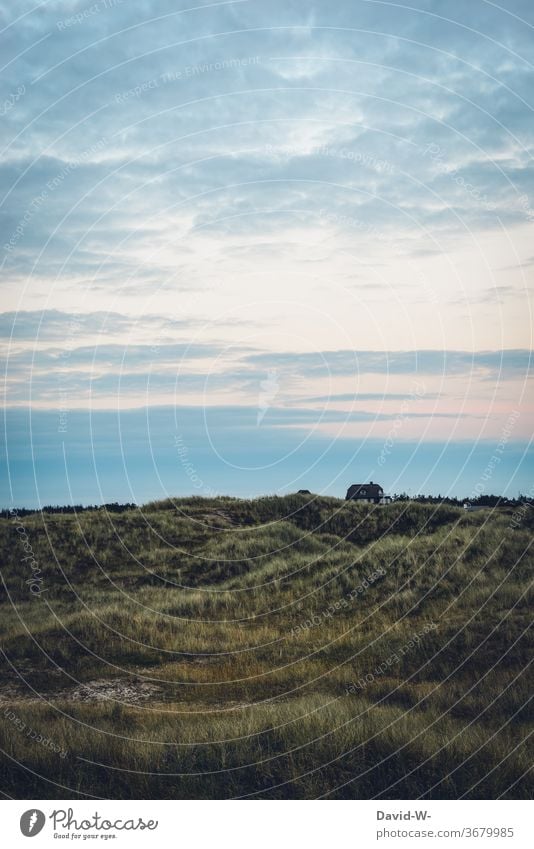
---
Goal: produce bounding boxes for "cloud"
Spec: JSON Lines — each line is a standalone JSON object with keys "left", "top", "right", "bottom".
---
{"left": 301, "top": 391, "right": 441, "bottom": 402}
{"left": 1, "top": 0, "right": 534, "bottom": 295}
{"left": 0, "top": 309, "right": 142, "bottom": 340}
{"left": 0, "top": 309, "right": 255, "bottom": 341}
{"left": 3, "top": 340, "right": 226, "bottom": 372}
{"left": 244, "top": 349, "right": 534, "bottom": 379}
{"left": 499, "top": 255, "right": 534, "bottom": 271}
{"left": 2, "top": 332, "right": 531, "bottom": 406}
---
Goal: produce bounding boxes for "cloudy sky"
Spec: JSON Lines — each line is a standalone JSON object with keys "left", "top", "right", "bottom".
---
{"left": 1, "top": 0, "right": 533, "bottom": 505}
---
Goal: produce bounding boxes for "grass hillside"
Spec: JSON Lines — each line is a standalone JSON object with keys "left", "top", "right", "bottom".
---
{"left": 0, "top": 494, "right": 532, "bottom": 799}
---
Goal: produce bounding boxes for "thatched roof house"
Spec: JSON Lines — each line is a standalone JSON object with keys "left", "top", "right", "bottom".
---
{"left": 346, "top": 482, "right": 388, "bottom": 504}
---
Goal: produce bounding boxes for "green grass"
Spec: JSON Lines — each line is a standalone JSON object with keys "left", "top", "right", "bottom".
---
{"left": 0, "top": 494, "right": 532, "bottom": 798}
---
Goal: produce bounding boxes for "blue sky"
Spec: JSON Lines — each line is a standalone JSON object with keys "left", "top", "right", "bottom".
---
{"left": 1, "top": 0, "right": 533, "bottom": 505}
{"left": 2, "top": 407, "right": 532, "bottom": 506}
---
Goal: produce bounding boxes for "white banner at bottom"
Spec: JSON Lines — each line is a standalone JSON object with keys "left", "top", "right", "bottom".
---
{"left": 3, "top": 799, "right": 532, "bottom": 848}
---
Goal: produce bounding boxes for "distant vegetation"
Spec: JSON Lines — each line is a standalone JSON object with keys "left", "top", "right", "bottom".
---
{"left": 1, "top": 492, "right": 526, "bottom": 518}
{"left": 0, "top": 494, "right": 532, "bottom": 799}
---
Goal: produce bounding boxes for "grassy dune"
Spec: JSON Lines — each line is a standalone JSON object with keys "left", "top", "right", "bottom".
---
{"left": 0, "top": 494, "right": 532, "bottom": 798}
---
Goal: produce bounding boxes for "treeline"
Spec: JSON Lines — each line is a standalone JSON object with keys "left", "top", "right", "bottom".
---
{"left": 391, "top": 493, "right": 526, "bottom": 507}
{"left": 1, "top": 493, "right": 530, "bottom": 520}
{"left": 0, "top": 502, "right": 137, "bottom": 519}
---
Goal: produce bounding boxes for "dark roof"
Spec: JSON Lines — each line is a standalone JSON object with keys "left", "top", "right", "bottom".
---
{"left": 346, "top": 482, "right": 384, "bottom": 499}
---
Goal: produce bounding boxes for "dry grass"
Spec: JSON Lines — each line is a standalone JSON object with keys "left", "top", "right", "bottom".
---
{"left": 0, "top": 495, "right": 532, "bottom": 798}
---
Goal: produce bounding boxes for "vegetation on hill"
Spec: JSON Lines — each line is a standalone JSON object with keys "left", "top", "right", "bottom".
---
{"left": 0, "top": 494, "right": 532, "bottom": 799}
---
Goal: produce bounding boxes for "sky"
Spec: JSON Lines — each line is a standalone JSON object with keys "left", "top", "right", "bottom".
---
{"left": 1, "top": 0, "right": 533, "bottom": 506}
